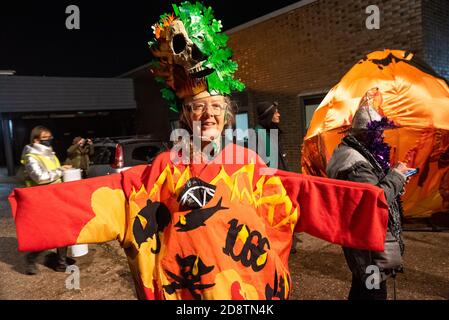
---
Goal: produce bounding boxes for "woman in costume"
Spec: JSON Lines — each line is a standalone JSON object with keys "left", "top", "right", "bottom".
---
{"left": 10, "top": 2, "right": 390, "bottom": 300}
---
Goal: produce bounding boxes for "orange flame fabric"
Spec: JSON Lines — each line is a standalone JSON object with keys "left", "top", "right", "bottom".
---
{"left": 10, "top": 144, "right": 388, "bottom": 300}
{"left": 302, "top": 49, "right": 449, "bottom": 218}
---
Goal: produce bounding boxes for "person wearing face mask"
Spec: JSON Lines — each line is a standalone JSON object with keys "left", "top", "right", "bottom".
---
{"left": 20, "top": 125, "right": 72, "bottom": 275}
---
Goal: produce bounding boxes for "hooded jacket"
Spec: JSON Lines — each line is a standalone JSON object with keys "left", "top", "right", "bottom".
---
{"left": 21, "top": 143, "right": 63, "bottom": 185}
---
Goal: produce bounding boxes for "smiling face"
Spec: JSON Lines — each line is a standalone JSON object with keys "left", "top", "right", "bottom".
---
{"left": 187, "top": 95, "right": 227, "bottom": 140}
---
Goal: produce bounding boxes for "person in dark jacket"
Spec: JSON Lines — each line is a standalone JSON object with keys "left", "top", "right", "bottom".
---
{"left": 65, "top": 137, "right": 94, "bottom": 178}
{"left": 326, "top": 88, "right": 414, "bottom": 300}
{"left": 254, "top": 101, "right": 289, "bottom": 171}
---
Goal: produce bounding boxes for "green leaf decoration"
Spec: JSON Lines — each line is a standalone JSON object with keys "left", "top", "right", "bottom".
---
{"left": 154, "top": 77, "right": 165, "bottom": 85}
{"left": 172, "top": 3, "right": 180, "bottom": 17}
{"left": 149, "top": 1, "right": 245, "bottom": 112}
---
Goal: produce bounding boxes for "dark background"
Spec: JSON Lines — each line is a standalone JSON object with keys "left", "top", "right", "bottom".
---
{"left": 0, "top": 0, "right": 302, "bottom": 77}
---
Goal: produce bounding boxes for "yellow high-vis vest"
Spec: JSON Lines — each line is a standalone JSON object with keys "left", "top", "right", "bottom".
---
{"left": 21, "top": 153, "right": 62, "bottom": 187}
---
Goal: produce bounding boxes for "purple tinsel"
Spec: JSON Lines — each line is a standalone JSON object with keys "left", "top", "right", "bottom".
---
{"left": 365, "top": 117, "right": 397, "bottom": 171}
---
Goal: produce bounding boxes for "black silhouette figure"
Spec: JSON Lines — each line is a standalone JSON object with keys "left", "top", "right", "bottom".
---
{"left": 265, "top": 269, "right": 291, "bottom": 300}
{"left": 133, "top": 199, "right": 171, "bottom": 254}
{"left": 175, "top": 198, "right": 228, "bottom": 232}
{"left": 163, "top": 254, "right": 215, "bottom": 300}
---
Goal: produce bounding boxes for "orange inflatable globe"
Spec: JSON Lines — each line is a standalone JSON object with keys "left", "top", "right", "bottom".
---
{"left": 302, "top": 49, "right": 449, "bottom": 218}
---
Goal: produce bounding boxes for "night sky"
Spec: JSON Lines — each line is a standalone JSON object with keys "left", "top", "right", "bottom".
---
{"left": 0, "top": 0, "right": 302, "bottom": 78}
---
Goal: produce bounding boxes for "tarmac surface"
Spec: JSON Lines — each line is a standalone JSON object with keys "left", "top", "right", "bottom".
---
{"left": 1, "top": 170, "right": 448, "bottom": 300}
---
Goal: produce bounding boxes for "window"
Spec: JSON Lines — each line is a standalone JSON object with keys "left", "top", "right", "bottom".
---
{"left": 92, "top": 146, "right": 115, "bottom": 165}
{"left": 132, "top": 145, "right": 161, "bottom": 163}
{"left": 305, "top": 102, "right": 320, "bottom": 131}
{"left": 299, "top": 94, "right": 327, "bottom": 139}
{"left": 235, "top": 113, "right": 249, "bottom": 141}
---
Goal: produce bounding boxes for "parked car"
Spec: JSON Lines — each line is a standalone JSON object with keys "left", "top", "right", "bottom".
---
{"left": 87, "top": 135, "right": 170, "bottom": 178}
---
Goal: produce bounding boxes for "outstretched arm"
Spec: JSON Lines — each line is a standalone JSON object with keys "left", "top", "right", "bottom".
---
{"left": 9, "top": 173, "right": 127, "bottom": 252}
{"left": 279, "top": 171, "right": 389, "bottom": 252}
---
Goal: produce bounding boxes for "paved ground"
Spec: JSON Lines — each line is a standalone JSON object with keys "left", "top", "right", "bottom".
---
{"left": 1, "top": 174, "right": 448, "bottom": 300}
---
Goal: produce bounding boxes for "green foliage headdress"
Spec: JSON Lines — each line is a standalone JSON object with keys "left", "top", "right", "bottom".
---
{"left": 149, "top": 1, "right": 245, "bottom": 112}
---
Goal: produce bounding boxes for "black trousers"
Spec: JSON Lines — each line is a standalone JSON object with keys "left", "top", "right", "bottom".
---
{"left": 26, "top": 247, "right": 68, "bottom": 265}
{"left": 348, "top": 274, "right": 387, "bottom": 300}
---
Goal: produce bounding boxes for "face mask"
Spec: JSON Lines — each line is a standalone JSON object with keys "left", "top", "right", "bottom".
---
{"left": 40, "top": 139, "right": 53, "bottom": 147}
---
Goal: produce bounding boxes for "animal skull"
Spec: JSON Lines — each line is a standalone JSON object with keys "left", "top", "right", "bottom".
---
{"left": 151, "top": 18, "right": 213, "bottom": 99}
{"left": 167, "top": 20, "right": 207, "bottom": 77}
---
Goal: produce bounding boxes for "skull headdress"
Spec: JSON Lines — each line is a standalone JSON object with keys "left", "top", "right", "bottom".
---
{"left": 149, "top": 1, "right": 245, "bottom": 111}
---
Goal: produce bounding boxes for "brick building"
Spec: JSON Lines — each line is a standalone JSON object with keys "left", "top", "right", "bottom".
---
{"left": 227, "top": 0, "right": 449, "bottom": 171}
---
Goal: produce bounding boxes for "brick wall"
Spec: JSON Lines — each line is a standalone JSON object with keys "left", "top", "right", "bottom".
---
{"left": 422, "top": 0, "right": 449, "bottom": 79}
{"left": 228, "top": 0, "right": 425, "bottom": 172}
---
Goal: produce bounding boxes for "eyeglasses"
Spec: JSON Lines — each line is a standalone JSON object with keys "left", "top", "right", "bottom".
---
{"left": 187, "top": 102, "right": 228, "bottom": 116}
